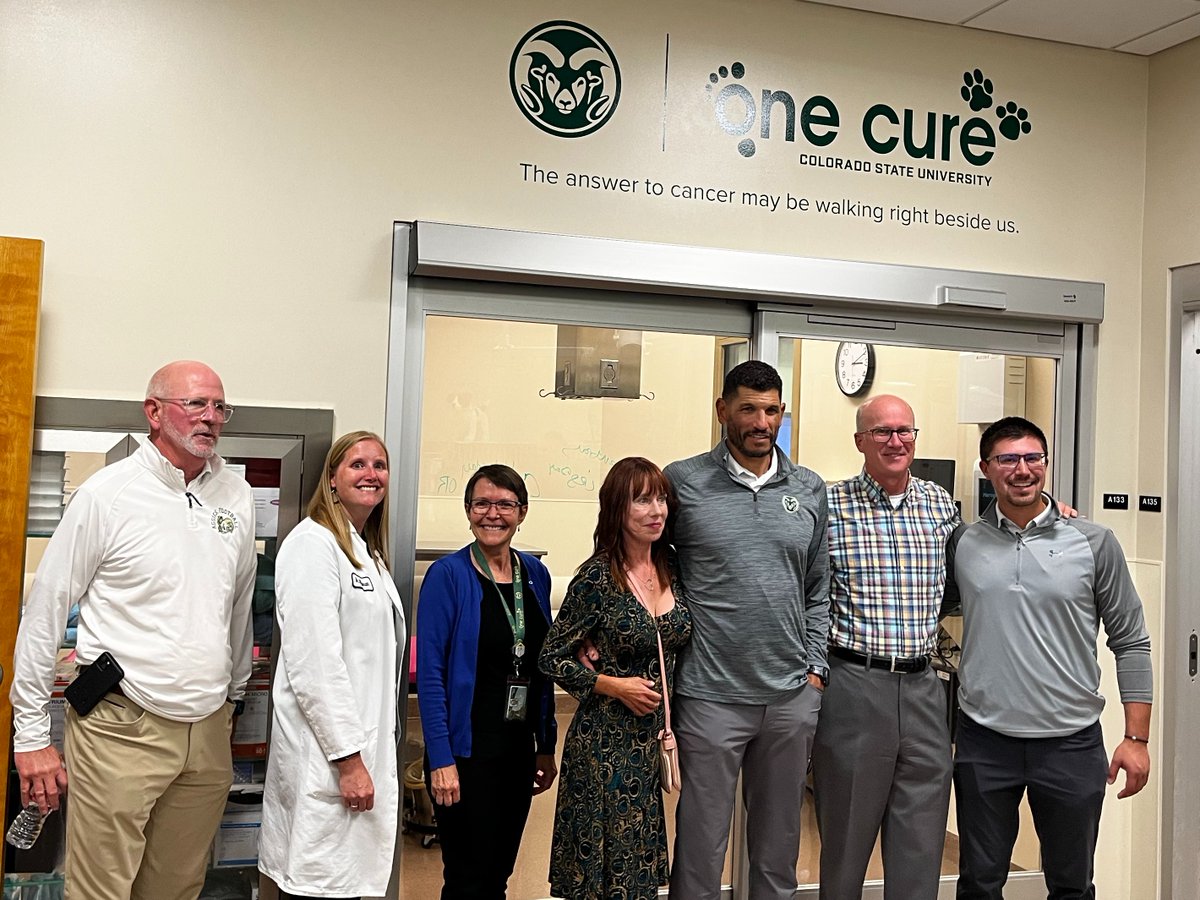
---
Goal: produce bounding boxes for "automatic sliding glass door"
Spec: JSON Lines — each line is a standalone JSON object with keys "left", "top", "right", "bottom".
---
{"left": 385, "top": 257, "right": 1085, "bottom": 900}
{"left": 757, "top": 309, "right": 1079, "bottom": 900}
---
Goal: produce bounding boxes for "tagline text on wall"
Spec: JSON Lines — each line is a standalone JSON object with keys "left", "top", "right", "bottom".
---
{"left": 519, "top": 162, "right": 1018, "bottom": 233}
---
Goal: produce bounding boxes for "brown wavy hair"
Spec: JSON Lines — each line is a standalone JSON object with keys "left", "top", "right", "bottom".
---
{"left": 588, "top": 457, "right": 675, "bottom": 593}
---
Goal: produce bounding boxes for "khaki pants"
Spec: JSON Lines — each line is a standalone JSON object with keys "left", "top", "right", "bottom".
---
{"left": 64, "top": 694, "right": 234, "bottom": 900}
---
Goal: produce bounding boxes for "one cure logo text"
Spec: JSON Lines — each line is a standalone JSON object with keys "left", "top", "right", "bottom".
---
{"left": 706, "top": 64, "right": 1030, "bottom": 166}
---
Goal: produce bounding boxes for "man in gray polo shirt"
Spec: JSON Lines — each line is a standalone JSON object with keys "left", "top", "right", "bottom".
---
{"left": 665, "top": 360, "right": 830, "bottom": 900}
{"left": 945, "top": 416, "right": 1152, "bottom": 900}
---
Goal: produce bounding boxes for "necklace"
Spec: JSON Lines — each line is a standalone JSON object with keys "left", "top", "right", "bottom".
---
{"left": 626, "top": 569, "right": 660, "bottom": 619}
{"left": 629, "top": 564, "right": 656, "bottom": 589}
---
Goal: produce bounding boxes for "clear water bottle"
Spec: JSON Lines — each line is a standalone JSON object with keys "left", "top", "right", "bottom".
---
{"left": 5, "top": 802, "right": 46, "bottom": 850}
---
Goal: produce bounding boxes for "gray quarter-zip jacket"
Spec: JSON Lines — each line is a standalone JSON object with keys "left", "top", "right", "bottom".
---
{"left": 945, "top": 497, "right": 1152, "bottom": 737}
{"left": 665, "top": 442, "right": 830, "bottom": 705}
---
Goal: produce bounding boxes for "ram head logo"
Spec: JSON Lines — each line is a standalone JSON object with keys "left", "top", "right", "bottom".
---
{"left": 510, "top": 21, "right": 621, "bottom": 137}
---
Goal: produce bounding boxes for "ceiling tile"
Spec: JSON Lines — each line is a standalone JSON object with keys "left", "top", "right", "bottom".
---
{"left": 804, "top": 0, "right": 999, "bottom": 26}
{"left": 967, "top": 0, "right": 1200, "bottom": 51}
{"left": 1117, "top": 14, "right": 1200, "bottom": 54}
{"left": 801, "top": 0, "right": 1200, "bottom": 54}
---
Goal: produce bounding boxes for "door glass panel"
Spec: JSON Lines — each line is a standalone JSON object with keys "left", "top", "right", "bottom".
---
{"left": 403, "top": 315, "right": 742, "bottom": 899}
{"left": 777, "top": 336, "right": 1060, "bottom": 892}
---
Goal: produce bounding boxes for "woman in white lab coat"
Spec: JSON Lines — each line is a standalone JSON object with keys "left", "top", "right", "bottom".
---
{"left": 259, "top": 431, "right": 406, "bottom": 900}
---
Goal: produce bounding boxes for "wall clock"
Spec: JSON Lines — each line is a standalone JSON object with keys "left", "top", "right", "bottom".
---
{"left": 835, "top": 341, "right": 875, "bottom": 396}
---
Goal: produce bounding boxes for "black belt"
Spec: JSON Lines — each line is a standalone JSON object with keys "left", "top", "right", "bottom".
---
{"left": 829, "top": 645, "right": 929, "bottom": 674}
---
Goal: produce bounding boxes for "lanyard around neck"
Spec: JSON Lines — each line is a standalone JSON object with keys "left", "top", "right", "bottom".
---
{"left": 471, "top": 542, "right": 526, "bottom": 663}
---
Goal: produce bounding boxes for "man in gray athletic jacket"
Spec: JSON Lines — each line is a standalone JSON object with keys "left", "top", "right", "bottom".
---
{"left": 945, "top": 416, "right": 1152, "bottom": 900}
{"left": 665, "top": 360, "right": 830, "bottom": 900}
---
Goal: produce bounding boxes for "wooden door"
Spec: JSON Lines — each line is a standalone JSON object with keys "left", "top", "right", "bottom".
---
{"left": 0, "top": 237, "right": 44, "bottom": 872}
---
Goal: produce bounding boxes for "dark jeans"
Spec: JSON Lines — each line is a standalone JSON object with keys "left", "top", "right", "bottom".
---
{"left": 425, "top": 732, "right": 536, "bottom": 900}
{"left": 954, "top": 714, "right": 1108, "bottom": 900}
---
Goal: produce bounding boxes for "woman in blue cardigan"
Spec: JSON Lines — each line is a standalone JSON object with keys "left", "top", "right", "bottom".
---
{"left": 417, "top": 464, "right": 558, "bottom": 899}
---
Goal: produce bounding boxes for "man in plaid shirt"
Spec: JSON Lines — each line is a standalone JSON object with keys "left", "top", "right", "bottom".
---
{"left": 812, "top": 394, "right": 959, "bottom": 900}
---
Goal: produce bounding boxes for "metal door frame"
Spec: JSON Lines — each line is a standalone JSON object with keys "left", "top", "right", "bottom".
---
{"left": 1163, "top": 263, "right": 1200, "bottom": 899}
{"left": 386, "top": 221, "right": 1104, "bottom": 900}
{"left": 754, "top": 308, "right": 1086, "bottom": 508}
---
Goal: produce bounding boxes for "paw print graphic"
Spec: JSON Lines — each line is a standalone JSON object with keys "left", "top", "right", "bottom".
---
{"left": 995, "top": 101, "right": 1031, "bottom": 140}
{"left": 961, "top": 69, "right": 993, "bottom": 112}
{"left": 706, "top": 61, "right": 756, "bottom": 157}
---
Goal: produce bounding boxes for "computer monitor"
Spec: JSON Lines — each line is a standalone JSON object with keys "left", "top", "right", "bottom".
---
{"left": 910, "top": 458, "right": 956, "bottom": 496}
{"left": 977, "top": 476, "right": 997, "bottom": 518}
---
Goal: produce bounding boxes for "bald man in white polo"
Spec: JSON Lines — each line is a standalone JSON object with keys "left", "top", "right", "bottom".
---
{"left": 11, "top": 360, "right": 256, "bottom": 900}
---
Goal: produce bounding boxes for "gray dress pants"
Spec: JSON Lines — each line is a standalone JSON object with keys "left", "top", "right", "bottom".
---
{"left": 669, "top": 686, "right": 821, "bottom": 900}
{"left": 812, "top": 656, "right": 952, "bottom": 900}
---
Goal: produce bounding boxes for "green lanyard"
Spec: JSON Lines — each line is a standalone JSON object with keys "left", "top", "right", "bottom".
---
{"left": 471, "top": 543, "right": 526, "bottom": 669}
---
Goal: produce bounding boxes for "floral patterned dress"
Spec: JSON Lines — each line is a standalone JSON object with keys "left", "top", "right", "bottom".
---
{"left": 538, "top": 555, "right": 692, "bottom": 900}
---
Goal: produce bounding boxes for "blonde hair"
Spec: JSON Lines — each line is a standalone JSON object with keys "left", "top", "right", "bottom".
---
{"left": 307, "top": 430, "right": 391, "bottom": 569}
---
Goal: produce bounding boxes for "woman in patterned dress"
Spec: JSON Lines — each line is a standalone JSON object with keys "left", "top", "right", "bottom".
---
{"left": 539, "top": 457, "right": 692, "bottom": 900}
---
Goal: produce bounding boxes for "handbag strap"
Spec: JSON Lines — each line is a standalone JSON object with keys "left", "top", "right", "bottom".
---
{"left": 627, "top": 573, "right": 672, "bottom": 734}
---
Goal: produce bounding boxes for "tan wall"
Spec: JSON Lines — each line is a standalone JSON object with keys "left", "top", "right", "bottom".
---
{"left": 0, "top": 1, "right": 1171, "bottom": 894}
{"left": 1142, "top": 39, "right": 1200, "bottom": 564}
{"left": 0, "top": 1, "right": 1148, "bottom": 460}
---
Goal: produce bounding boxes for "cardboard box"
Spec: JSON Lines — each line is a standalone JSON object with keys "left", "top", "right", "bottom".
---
{"left": 212, "top": 800, "right": 261, "bottom": 868}
{"left": 231, "top": 677, "right": 269, "bottom": 759}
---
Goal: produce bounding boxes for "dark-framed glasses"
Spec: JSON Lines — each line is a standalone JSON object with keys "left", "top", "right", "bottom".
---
{"left": 986, "top": 452, "right": 1048, "bottom": 469}
{"left": 468, "top": 499, "right": 522, "bottom": 514}
{"left": 859, "top": 427, "right": 919, "bottom": 443}
{"left": 156, "top": 397, "right": 234, "bottom": 423}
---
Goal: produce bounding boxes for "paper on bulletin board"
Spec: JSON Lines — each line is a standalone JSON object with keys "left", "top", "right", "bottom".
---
{"left": 253, "top": 488, "right": 279, "bottom": 538}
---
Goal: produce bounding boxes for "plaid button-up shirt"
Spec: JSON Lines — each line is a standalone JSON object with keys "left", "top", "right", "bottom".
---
{"left": 827, "top": 471, "right": 960, "bottom": 658}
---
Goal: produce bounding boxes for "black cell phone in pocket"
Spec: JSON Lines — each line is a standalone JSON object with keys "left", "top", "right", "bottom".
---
{"left": 64, "top": 652, "right": 125, "bottom": 716}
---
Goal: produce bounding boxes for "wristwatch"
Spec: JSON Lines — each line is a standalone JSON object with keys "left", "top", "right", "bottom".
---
{"left": 806, "top": 665, "right": 830, "bottom": 688}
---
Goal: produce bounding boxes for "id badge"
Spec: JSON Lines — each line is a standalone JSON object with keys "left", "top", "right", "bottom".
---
{"left": 504, "top": 676, "right": 530, "bottom": 722}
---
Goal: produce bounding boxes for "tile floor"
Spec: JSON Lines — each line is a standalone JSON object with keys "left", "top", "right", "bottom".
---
{"left": 398, "top": 708, "right": 964, "bottom": 899}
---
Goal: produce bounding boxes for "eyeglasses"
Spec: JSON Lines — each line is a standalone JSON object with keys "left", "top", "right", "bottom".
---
{"left": 858, "top": 427, "right": 919, "bottom": 443}
{"left": 156, "top": 397, "right": 234, "bottom": 423}
{"left": 986, "top": 452, "right": 1048, "bottom": 469}
{"left": 468, "top": 499, "right": 523, "bottom": 514}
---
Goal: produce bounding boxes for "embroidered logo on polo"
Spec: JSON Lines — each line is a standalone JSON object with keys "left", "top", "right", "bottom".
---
{"left": 210, "top": 508, "right": 237, "bottom": 534}
{"left": 351, "top": 573, "right": 375, "bottom": 592}
{"left": 781, "top": 495, "right": 800, "bottom": 514}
